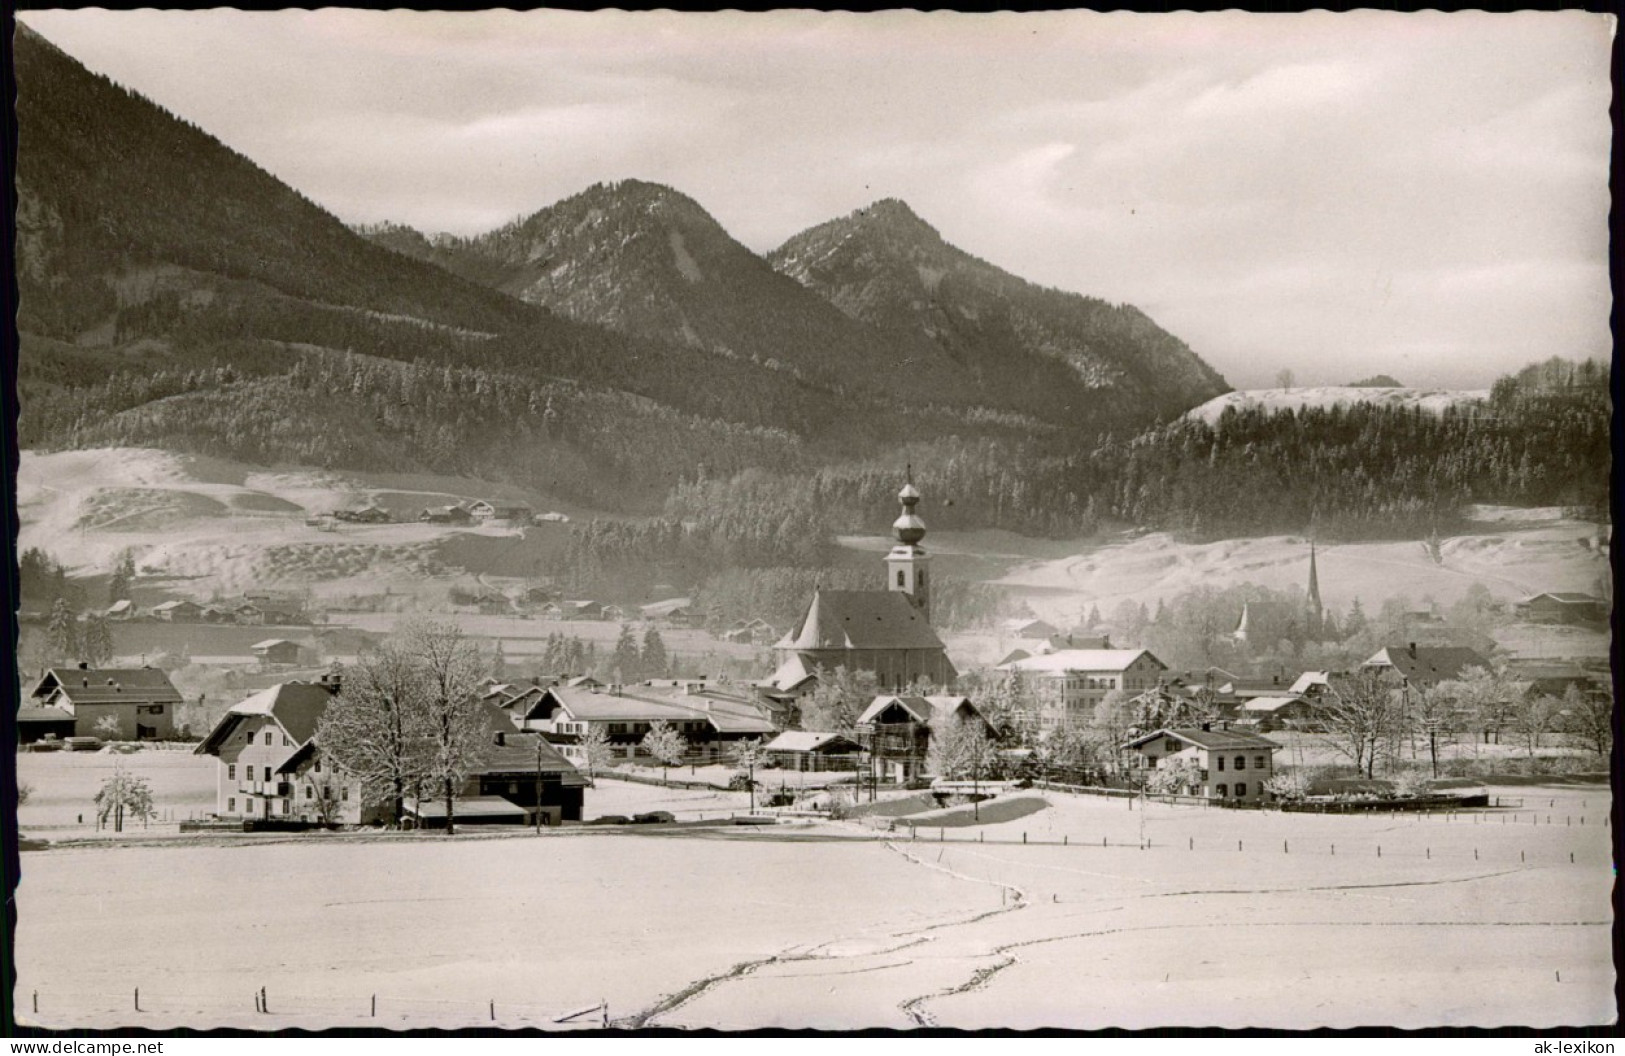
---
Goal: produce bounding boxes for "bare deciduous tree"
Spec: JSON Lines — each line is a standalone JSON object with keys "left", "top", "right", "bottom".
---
{"left": 315, "top": 643, "right": 433, "bottom": 827}
{"left": 1324, "top": 671, "right": 1402, "bottom": 778}
{"left": 1556, "top": 684, "right": 1611, "bottom": 760}
{"left": 402, "top": 619, "right": 492, "bottom": 836}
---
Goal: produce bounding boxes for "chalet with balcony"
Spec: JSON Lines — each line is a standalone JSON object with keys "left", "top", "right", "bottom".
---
{"left": 854, "top": 694, "right": 996, "bottom": 784}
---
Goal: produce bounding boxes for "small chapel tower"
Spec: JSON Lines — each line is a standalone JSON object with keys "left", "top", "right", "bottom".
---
{"left": 885, "top": 467, "right": 931, "bottom": 619}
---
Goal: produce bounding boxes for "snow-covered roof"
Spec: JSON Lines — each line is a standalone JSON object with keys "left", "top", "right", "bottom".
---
{"left": 1242, "top": 696, "right": 1307, "bottom": 713}
{"left": 997, "top": 649, "right": 1164, "bottom": 674}
{"left": 764, "top": 731, "right": 861, "bottom": 754}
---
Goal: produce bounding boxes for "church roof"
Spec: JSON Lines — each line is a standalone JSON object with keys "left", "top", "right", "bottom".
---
{"left": 777, "top": 590, "right": 946, "bottom": 652}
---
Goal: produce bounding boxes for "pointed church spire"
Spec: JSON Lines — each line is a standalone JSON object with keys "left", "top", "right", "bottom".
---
{"left": 1307, "top": 538, "right": 1324, "bottom": 639}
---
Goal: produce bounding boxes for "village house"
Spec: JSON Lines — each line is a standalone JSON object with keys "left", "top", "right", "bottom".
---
{"left": 855, "top": 694, "right": 997, "bottom": 784}
{"left": 724, "top": 618, "right": 777, "bottom": 645}
{"left": 1239, "top": 695, "right": 1321, "bottom": 732}
{"left": 528, "top": 680, "right": 776, "bottom": 764}
{"left": 762, "top": 731, "right": 865, "bottom": 772}
{"left": 543, "top": 600, "right": 605, "bottom": 621}
{"left": 996, "top": 648, "right": 1168, "bottom": 730}
{"left": 250, "top": 639, "right": 303, "bottom": 666}
{"left": 242, "top": 590, "right": 306, "bottom": 625}
{"left": 334, "top": 505, "right": 391, "bottom": 524}
{"left": 1362, "top": 642, "right": 1494, "bottom": 702}
{"left": 403, "top": 721, "right": 586, "bottom": 829}
{"left": 1123, "top": 725, "right": 1282, "bottom": 803}
{"left": 420, "top": 504, "right": 475, "bottom": 525}
{"left": 196, "top": 678, "right": 585, "bottom": 827}
{"left": 1514, "top": 592, "right": 1607, "bottom": 625}
{"left": 640, "top": 598, "right": 705, "bottom": 628}
{"left": 25, "top": 665, "right": 183, "bottom": 741}
{"left": 149, "top": 599, "right": 203, "bottom": 623}
{"left": 194, "top": 677, "right": 361, "bottom": 824}
{"left": 1001, "top": 617, "right": 1060, "bottom": 640}
{"left": 105, "top": 599, "right": 135, "bottom": 620}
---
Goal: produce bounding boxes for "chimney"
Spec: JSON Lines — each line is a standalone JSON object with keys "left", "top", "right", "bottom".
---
{"left": 1201, "top": 721, "right": 1212, "bottom": 732}
{"left": 1272, "top": 674, "right": 1279, "bottom": 686}
{"left": 78, "top": 662, "right": 89, "bottom": 671}
{"left": 1408, "top": 642, "right": 1417, "bottom": 659}
{"left": 496, "top": 731, "right": 507, "bottom": 747}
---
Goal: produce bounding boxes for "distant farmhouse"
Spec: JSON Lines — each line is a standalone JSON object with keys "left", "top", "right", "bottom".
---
{"left": 1514, "top": 592, "right": 1607, "bottom": 625}
{"left": 22, "top": 665, "right": 183, "bottom": 742}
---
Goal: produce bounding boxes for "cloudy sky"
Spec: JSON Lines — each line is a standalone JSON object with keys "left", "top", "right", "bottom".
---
{"left": 19, "top": 9, "right": 1614, "bottom": 389}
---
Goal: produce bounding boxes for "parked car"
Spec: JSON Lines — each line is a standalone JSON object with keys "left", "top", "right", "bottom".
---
{"left": 632, "top": 811, "right": 676, "bottom": 825}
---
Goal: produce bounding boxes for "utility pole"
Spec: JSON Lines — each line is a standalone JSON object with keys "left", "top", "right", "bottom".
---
{"left": 542, "top": 731, "right": 555, "bottom": 831}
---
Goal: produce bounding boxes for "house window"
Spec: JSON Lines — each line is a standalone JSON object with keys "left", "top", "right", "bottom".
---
{"left": 280, "top": 800, "right": 290, "bottom": 815}
{"left": 314, "top": 757, "right": 321, "bottom": 773}
{"left": 283, "top": 735, "right": 291, "bottom": 747}
{"left": 263, "top": 766, "right": 272, "bottom": 782}
{"left": 1236, "top": 783, "right": 1248, "bottom": 797}
{"left": 1255, "top": 755, "right": 1267, "bottom": 769}
{"left": 1234, "top": 756, "right": 1246, "bottom": 770}
{"left": 228, "top": 764, "right": 236, "bottom": 780}
{"left": 896, "top": 570, "right": 906, "bottom": 588}
{"left": 228, "top": 797, "right": 236, "bottom": 812}
{"left": 305, "top": 786, "right": 314, "bottom": 799}
{"left": 341, "top": 787, "right": 349, "bottom": 801}
{"left": 264, "top": 732, "right": 272, "bottom": 746}
{"left": 1216, "top": 756, "right": 1225, "bottom": 771}
{"left": 247, "top": 730, "right": 255, "bottom": 744}
{"left": 1216, "top": 784, "right": 1228, "bottom": 798}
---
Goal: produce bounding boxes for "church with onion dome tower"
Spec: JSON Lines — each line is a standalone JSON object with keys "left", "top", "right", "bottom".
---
{"left": 759, "top": 471, "right": 957, "bottom": 704}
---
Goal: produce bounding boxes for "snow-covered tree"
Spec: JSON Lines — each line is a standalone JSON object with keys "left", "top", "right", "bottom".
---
{"left": 577, "top": 724, "right": 616, "bottom": 786}
{"left": 316, "top": 642, "right": 434, "bottom": 827}
{"left": 402, "top": 619, "right": 492, "bottom": 836}
{"left": 94, "top": 767, "right": 155, "bottom": 832}
{"left": 640, "top": 721, "right": 688, "bottom": 783}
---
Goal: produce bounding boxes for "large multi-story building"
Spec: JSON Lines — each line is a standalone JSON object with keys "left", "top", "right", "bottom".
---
{"left": 996, "top": 648, "right": 1167, "bottom": 730}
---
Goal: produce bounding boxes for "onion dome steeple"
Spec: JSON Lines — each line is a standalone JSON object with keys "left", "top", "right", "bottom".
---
{"left": 885, "top": 464, "right": 931, "bottom": 619}
{"left": 893, "top": 465, "right": 926, "bottom": 546}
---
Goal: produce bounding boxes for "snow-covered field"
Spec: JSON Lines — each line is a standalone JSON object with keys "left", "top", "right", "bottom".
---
{"left": 1184, "top": 386, "right": 1491, "bottom": 427}
{"left": 13, "top": 780, "right": 1612, "bottom": 1030}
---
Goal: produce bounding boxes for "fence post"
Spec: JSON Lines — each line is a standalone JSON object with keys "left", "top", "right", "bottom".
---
{"left": 1377, "top": 845, "right": 1381, "bottom": 857}
{"left": 490, "top": 1000, "right": 495, "bottom": 1022}
{"left": 262, "top": 987, "right": 268, "bottom": 1014}
{"left": 1023, "top": 832, "right": 1027, "bottom": 844}
{"left": 1063, "top": 835, "right": 1068, "bottom": 846}
{"left": 33, "top": 991, "right": 38, "bottom": 1015}
{"left": 1284, "top": 840, "right": 1288, "bottom": 854}
{"left": 1426, "top": 847, "right": 1430, "bottom": 860}
{"left": 134, "top": 987, "right": 141, "bottom": 1012}
{"left": 372, "top": 994, "right": 377, "bottom": 1018}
